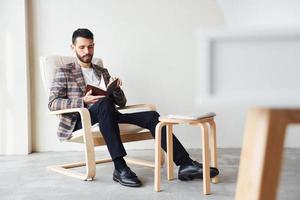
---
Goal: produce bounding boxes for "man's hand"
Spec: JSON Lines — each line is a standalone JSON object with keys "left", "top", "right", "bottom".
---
{"left": 83, "top": 90, "right": 104, "bottom": 104}
{"left": 109, "top": 77, "right": 122, "bottom": 88}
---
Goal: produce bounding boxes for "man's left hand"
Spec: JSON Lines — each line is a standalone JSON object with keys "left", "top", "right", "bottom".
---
{"left": 109, "top": 77, "right": 122, "bottom": 88}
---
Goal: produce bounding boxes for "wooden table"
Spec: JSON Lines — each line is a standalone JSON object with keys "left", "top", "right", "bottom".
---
{"left": 154, "top": 116, "right": 219, "bottom": 194}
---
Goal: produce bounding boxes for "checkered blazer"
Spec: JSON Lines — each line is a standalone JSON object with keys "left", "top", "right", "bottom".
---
{"left": 48, "top": 60, "right": 127, "bottom": 141}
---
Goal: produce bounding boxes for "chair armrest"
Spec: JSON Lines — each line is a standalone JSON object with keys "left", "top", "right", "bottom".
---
{"left": 117, "top": 104, "right": 156, "bottom": 113}
{"left": 49, "top": 108, "right": 89, "bottom": 115}
{"left": 49, "top": 108, "right": 91, "bottom": 133}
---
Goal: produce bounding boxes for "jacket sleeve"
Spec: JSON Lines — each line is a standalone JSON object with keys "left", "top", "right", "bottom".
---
{"left": 111, "top": 87, "right": 127, "bottom": 108}
{"left": 105, "top": 70, "right": 127, "bottom": 107}
{"left": 48, "top": 67, "right": 84, "bottom": 111}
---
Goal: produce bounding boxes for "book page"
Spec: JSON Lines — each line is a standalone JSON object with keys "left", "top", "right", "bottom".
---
{"left": 99, "top": 74, "right": 107, "bottom": 91}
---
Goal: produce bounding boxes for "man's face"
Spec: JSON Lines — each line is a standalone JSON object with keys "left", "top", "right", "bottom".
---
{"left": 71, "top": 37, "right": 94, "bottom": 64}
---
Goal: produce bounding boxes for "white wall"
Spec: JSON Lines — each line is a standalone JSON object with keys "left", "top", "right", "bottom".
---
{"left": 26, "top": 0, "right": 300, "bottom": 151}
{"left": 1, "top": 0, "right": 299, "bottom": 153}
{"left": 199, "top": 0, "right": 300, "bottom": 148}
{"left": 217, "top": 0, "right": 300, "bottom": 29}
{"left": 0, "top": 0, "right": 31, "bottom": 154}
{"left": 29, "top": 0, "right": 224, "bottom": 151}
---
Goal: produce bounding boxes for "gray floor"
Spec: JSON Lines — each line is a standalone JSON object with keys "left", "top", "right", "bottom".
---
{"left": 0, "top": 148, "right": 299, "bottom": 200}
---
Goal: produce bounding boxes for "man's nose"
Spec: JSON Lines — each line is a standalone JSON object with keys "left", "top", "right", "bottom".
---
{"left": 83, "top": 47, "right": 89, "bottom": 54}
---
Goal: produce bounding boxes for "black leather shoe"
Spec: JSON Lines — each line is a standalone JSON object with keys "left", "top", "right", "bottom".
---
{"left": 113, "top": 167, "right": 142, "bottom": 187}
{"left": 178, "top": 161, "right": 219, "bottom": 181}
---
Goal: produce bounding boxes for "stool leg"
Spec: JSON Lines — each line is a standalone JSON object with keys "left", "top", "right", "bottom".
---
{"left": 200, "top": 123, "right": 211, "bottom": 195}
{"left": 154, "top": 122, "right": 164, "bottom": 192}
{"left": 166, "top": 124, "right": 174, "bottom": 180}
{"left": 209, "top": 120, "right": 218, "bottom": 184}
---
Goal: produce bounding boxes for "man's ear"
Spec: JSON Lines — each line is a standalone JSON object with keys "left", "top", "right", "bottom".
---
{"left": 70, "top": 44, "right": 75, "bottom": 51}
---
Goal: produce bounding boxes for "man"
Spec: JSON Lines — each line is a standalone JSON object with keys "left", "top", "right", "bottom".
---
{"left": 49, "top": 28, "right": 219, "bottom": 187}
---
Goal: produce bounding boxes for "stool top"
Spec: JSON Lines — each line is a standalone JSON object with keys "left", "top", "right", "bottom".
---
{"left": 159, "top": 112, "right": 216, "bottom": 124}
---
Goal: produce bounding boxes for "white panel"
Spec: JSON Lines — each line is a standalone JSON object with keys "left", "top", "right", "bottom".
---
{"left": 199, "top": 30, "right": 300, "bottom": 106}
{"left": 212, "top": 36, "right": 300, "bottom": 96}
{"left": 0, "top": 0, "right": 31, "bottom": 154}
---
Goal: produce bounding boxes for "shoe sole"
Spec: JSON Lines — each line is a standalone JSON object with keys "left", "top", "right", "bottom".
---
{"left": 113, "top": 176, "right": 142, "bottom": 187}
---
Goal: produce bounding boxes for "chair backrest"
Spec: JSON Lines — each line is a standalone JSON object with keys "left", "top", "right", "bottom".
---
{"left": 40, "top": 55, "right": 103, "bottom": 95}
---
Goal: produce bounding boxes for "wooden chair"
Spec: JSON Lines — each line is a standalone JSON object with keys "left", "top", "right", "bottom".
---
{"left": 235, "top": 108, "right": 300, "bottom": 200}
{"left": 40, "top": 55, "right": 164, "bottom": 181}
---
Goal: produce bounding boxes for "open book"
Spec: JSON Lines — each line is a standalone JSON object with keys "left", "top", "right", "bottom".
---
{"left": 167, "top": 112, "right": 216, "bottom": 120}
{"left": 85, "top": 78, "right": 118, "bottom": 96}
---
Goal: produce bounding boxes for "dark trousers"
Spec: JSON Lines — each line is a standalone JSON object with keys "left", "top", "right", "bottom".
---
{"left": 74, "top": 97, "right": 190, "bottom": 166}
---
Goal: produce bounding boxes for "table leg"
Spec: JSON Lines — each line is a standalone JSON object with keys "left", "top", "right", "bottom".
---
{"left": 166, "top": 124, "right": 174, "bottom": 180}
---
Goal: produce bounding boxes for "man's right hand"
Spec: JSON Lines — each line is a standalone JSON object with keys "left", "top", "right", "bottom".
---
{"left": 83, "top": 90, "right": 104, "bottom": 104}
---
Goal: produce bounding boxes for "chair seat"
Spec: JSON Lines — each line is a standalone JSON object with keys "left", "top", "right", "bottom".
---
{"left": 69, "top": 123, "right": 153, "bottom": 146}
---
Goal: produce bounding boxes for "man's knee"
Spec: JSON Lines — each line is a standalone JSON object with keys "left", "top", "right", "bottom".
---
{"left": 100, "top": 96, "right": 114, "bottom": 103}
{"left": 147, "top": 111, "right": 160, "bottom": 125}
{"left": 145, "top": 110, "right": 158, "bottom": 118}
{"left": 99, "top": 96, "right": 114, "bottom": 105}
{"left": 146, "top": 111, "right": 162, "bottom": 137}
{"left": 94, "top": 97, "right": 115, "bottom": 111}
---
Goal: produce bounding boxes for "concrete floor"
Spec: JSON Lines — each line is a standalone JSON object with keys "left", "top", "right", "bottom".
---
{"left": 0, "top": 148, "right": 299, "bottom": 200}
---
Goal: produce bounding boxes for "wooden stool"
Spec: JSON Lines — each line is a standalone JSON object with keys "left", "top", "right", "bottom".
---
{"left": 235, "top": 108, "right": 300, "bottom": 200}
{"left": 154, "top": 115, "right": 219, "bottom": 194}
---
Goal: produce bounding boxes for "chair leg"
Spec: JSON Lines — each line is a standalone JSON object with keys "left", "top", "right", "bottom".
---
{"left": 235, "top": 109, "right": 287, "bottom": 200}
{"left": 199, "top": 123, "right": 211, "bottom": 195}
{"left": 47, "top": 158, "right": 110, "bottom": 181}
{"left": 125, "top": 157, "right": 155, "bottom": 167}
{"left": 208, "top": 120, "right": 218, "bottom": 183}
{"left": 48, "top": 109, "right": 96, "bottom": 181}
{"left": 47, "top": 166, "right": 92, "bottom": 181}
{"left": 82, "top": 138, "right": 96, "bottom": 180}
{"left": 81, "top": 115, "right": 96, "bottom": 180}
{"left": 47, "top": 131, "right": 97, "bottom": 181}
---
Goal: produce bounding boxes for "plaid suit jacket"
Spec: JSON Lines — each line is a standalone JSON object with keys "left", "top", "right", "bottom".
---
{"left": 48, "top": 59, "right": 127, "bottom": 141}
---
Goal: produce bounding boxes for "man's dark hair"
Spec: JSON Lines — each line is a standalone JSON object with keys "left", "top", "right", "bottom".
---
{"left": 72, "top": 28, "right": 94, "bottom": 44}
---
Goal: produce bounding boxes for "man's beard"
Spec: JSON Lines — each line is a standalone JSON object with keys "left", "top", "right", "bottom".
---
{"left": 76, "top": 52, "right": 93, "bottom": 64}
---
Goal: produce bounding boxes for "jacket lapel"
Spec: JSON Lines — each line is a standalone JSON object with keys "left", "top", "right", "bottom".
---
{"left": 72, "top": 60, "right": 86, "bottom": 94}
{"left": 93, "top": 64, "right": 109, "bottom": 86}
